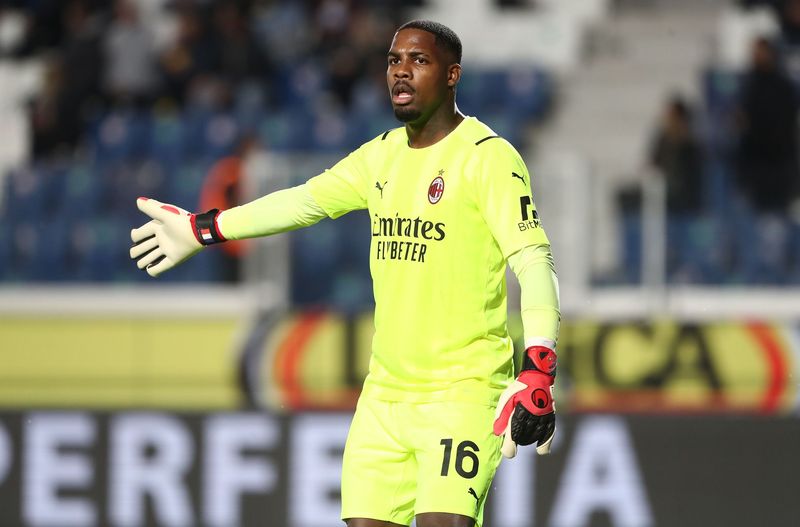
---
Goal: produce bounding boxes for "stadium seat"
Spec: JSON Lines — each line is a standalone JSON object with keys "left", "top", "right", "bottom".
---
{"left": 80, "top": 217, "right": 130, "bottom": 282}
{"left": 4, "top": 167, "right": 47, "bottom": 222}
{"left": 0, "top": 223, "right": 9, "bottom": 280}
{"left": 27, "top": 218, "right": 70, "bottom": 281}
{"left": 148, "top": 111, "right": 185, "bottom": 166}
{"left": 291, "top": 219, "right": 342, "bottom": 305}
{"left": 60, "top": 164, "right": 108, "bottom": 222}
{"left": 164, "top": 159, "right": 211, "bottom": 209}
{"left": 89, "top": 111, "right": 150, "bottom": 164}
{"left": 201, "top": 113, "right": 240, "bottom": 159}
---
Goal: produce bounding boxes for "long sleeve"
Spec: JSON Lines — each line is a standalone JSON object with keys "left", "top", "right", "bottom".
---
{"left": 216, "top": 183, "right": 327, "bottom": 240}
{"left": 507, "top": 243, "right": 561, "bottom": 349}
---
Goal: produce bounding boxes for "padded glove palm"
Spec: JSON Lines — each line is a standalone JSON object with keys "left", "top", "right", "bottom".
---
{"left": 493, "top": 345, "right": 557, "bottom": 458}
{"left": 130, "top": 197, "right": 224, "bottom": 277}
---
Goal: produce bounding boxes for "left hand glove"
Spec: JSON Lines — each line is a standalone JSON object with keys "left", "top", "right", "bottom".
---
{"left": 493, "top": 345, "right": 557, "bottom": 458}
{"left": 130, "top": 197, "right": 225, "bottom": 277}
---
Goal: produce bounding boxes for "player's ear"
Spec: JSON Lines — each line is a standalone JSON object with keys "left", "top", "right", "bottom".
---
{"left": 447, "top": 63, "right": 461, "bottom": 88}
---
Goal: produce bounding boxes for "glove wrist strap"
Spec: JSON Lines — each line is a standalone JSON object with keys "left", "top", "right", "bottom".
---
{"left": 522, "top": 345, "right": 557, "bottom": 376}
{"left": 191, "top": 209, "right": 227, "bottom": 246}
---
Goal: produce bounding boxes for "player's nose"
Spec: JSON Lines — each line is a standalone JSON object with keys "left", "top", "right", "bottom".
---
{"left": 392, "top": 59, "right": 412, "bottom": 79}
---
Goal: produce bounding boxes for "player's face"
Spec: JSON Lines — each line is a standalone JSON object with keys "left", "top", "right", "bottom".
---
{"left": 387, "top": 29, "right": 454, "bottom": 124}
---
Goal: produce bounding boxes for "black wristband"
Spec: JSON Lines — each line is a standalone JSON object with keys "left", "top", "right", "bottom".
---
{"left": 192, "top": 209, "right": 226, "bottom": 245}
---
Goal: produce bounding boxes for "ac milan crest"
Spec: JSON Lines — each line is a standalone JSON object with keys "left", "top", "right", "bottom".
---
{"left": 428, "top": 172, "right": 445, "bottom": 204}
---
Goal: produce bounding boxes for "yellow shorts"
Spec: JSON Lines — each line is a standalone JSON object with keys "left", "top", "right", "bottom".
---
{"left": 341, "top": 397, "right": 503, "bottom": 526}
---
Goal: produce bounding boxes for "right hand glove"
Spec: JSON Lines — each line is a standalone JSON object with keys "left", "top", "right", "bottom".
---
{"left": 130, "top": 197, "right": 225, "bottom": 277}
{"left": 493, "top": 345, "right": 557, "bottom": 458}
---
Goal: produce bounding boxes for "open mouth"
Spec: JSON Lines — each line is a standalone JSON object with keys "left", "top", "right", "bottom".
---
{"left": 392, "top": 83, "right": 415, "bottom": 105}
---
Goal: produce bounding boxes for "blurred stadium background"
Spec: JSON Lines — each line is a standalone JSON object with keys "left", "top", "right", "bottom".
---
{"left": 0, "top": 0, "right": 798, "bottom": 525}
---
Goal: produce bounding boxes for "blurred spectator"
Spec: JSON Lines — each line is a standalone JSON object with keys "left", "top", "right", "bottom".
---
{"left": 347, "top": 7, "right": 397, "bottom": 105}
{"left": 61, "top": 1, "right": 103, "bottom": 113}
{"left": 209, "top": 1, "right": 270, "bottom": 84}
{"left": 103, "top": 0, "right": 160, "bottom": 107}
{"left": 6, "top": 0, "right": 65, "bottom": 57}
{"left": 315, "top": 0, "right": 352, "bottom": 48}
{"left": 314, "top": 0, "right": 360, "bottom": 108}
{"left": 198, "top": 133, "right": 262, "bottom": 282}
{"left": 251, "top": 0, "right": 312, "bottom": 66}
{"left": 613, "top": 95, "right": 705, "bottom": 284}
{"left": 650, "top": 96, "right": 704, "bottom": 214}
{"left": 29, "top": 56, "right": 76, "bottom": 158}
{"left": 738, "top": 0, "right": 781, "bottom": 10}
{"left": 159, "top": 3, "right": 216, "bottom": 107}
{"left": 497, "top": 0, "right": 539, "bottom": 7}
{"left": 315, "top": 2, "right": 399, "bottom": 109}
{"left": 27, "top": 1, "right": 103, "bottom": 159}
{"left": 735, "top": 36, "right": 799, "bottom": 213}
{"left": 733, "top": 36, "right": 800, "bottom": 282}
{"left": 778, "top": 0, "right": 800, "bottom": 44}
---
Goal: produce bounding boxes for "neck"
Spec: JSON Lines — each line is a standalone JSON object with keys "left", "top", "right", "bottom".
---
{"left": 406, "top": 103, "right": 464, "bottom": 148}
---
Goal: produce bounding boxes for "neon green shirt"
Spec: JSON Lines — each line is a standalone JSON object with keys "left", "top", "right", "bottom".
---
{"left": 308, "top": 116, "right": 549, "bottom": 404}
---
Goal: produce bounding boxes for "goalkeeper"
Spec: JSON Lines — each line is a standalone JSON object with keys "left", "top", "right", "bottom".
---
{"left": 131, "top": 20, "right": 560, "bottom": 527}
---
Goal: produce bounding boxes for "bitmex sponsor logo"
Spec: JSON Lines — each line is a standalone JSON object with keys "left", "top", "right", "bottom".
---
{"left": 371, "top": 213, "right": 446, "bottom": 263}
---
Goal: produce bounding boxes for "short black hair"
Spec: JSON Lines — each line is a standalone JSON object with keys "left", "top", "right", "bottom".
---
{"left": 396, "top": 20, "right": 462, "bottom": 64}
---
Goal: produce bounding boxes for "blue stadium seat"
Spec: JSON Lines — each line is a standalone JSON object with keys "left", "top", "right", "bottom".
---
{"left": 0, "top": 223, "right": 9, "bottom": 280}
{"left": 165, "top": 158, "right": 210, "bottom": 209}
{"left": 353, "top": 110, "right": 400, "bottom": 141}
{"left": 178, "top": 108, "right": 218, "bottom": 158}
{"left": 168, "top": 248, "right": 225, "bottom": 282}
{"left": 103, "top": 160, "right": 169, "bottom": 223}
{"left": 18, "top": 218, "right": 69, "bottom": 281}
{"left": 89, "top": 111, "right": 151, "bottom": 164}
{"left": 458, "top": 68, "right": 552, "bottom": 124}
{"left": 148, "top": 111, "right": 185, "bottom": 166}
{"left": 619, "top": 213, "right": 642, "bottom": 284}
{"left": 4, "top": 167, "right": 47, "bottom": 222}
{"left": 309, "top": 111, "right": 351, "bottom": 152}
{"left": 291, "top": 219, "right": 342, "bottom": 305}
{"left": 59, "top": 164, "right": 108, "bottom": 222}
{"left": 258, "top": 111, "right": 294, "bottom": 151}
{"left": 200, "top": 113, "right": 241, "bottom": 159}
{"left": 702, "top": 68, "right": 742, "bottom": 151}
{"left": 273, "top": 61, "right": 328, "bottom": 112}
{"left": 79, "top": 217, "right": 131, "bottom": 282}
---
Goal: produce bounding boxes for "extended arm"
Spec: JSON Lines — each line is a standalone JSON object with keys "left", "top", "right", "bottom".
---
{"left": 508, "top": 243, "right": 560, "bottom": 347}
{"left": 493, "top": 243, "right": 561, "bottom": 458}
{"left": 130, "top": 184, "right": 327, "bottom": 277}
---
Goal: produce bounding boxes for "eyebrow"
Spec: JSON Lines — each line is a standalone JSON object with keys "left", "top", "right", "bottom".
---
{"left": 387, "top": 50, "right": 432, "bottom": 58}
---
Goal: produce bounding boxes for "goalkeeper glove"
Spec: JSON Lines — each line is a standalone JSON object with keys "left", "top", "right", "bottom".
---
{"left": 493, "top": 344, "right": 557, "bottom": 458}
{"left": 130, "top": 197, "right": 226, "bottom": 277}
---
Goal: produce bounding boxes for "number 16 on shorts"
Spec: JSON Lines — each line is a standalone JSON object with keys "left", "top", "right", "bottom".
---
{"left": 440, "top": 438, "right": 480, "bottom": 478}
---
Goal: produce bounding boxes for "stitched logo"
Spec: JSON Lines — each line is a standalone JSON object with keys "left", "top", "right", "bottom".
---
{"left": 468, "top": 487, "right": 479, "bottom": 503}
{"left": 428, "top": 170, "right": 445, "bottom": 204}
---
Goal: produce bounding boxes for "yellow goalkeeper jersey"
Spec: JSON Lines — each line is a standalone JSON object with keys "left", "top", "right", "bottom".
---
{"left": 307, "top": 116, "right": 549, "bottom": 405}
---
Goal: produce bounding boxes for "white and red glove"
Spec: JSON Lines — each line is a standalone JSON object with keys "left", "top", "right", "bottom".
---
{"left": 493, "top": 344, "right": 557, "bottom": 458}
{"left": 130, "top": 197, "right": 225, "bottom": 277}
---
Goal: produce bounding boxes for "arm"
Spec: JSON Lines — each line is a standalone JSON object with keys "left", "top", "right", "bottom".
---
{"left": 507, "top": 243, "right": 560, "bottom": 347}
{"left": 129, "top": 124, "right": 395, "bottom": 279}
{"left": 131, "top": 135, "right": 378, "bottom": 277}
{"left": 464, "top": 137, "right": 560, "bottom": 456}
{"left": 129, "top": 184, "right": 327, "bottom": 277}
{"left": 493, "top": 243, "right": 561, "bottom": 458}
{"left": 217, "top": 184, "right": 327, "bottom": 239}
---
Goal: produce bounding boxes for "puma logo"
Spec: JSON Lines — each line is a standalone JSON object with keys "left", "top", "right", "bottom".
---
{"left": 511, "top": 172, "right": 525, "bottom": 184}
{"left": 468, "top": 487, "right": 479, "bottom": 504}
{"left": 375, "top": 180, "right": 388, "bottom": 198}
